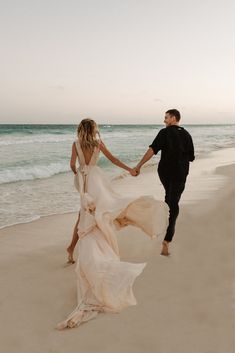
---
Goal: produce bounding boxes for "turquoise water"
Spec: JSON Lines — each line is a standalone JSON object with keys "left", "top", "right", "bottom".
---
{"left": 1, "top": 124, "right": 235, "bottom": 184}
{"left": 0, "top": 124, "right": 235, "bottom": 228}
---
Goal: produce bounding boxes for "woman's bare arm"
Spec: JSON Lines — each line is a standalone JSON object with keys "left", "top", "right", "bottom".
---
{"left": 135, "top": 148, "right": 154, "bottom": 172}
{"left": 70, "top": 142, "right": 78, "bottom": 175}
{"left": 99, "top": 141, "right": 137, "bottom": 175}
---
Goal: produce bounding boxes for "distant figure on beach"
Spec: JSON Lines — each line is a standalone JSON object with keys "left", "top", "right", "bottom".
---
{"left": 57, "top": 119, "right": 169, "bottom": 329}
{"left": 134, "top": 109, "right": 195, "bottom": 256}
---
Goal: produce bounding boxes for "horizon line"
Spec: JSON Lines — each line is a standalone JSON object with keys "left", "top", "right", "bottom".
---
{"left": 1, "top": 123, "right": 235, "bottom": 126}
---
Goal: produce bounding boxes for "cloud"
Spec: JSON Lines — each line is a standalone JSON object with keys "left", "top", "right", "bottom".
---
{"left": 218, "top": 111, "right": 230, "bottom": 115}
{"left": 55, "top": 85, "right": 65, "bottom": 91}
{"left": 49, "top": 85, "right": 65, "bottom": 91}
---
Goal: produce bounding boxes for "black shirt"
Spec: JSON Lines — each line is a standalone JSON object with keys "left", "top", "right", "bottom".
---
{"left": 149, "top": 125, "right": 195, "bottom": 182}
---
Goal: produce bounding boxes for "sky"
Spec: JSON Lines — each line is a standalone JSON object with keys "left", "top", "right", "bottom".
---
{"left": 1, "top": 0, "right": 235, "bottom": 124}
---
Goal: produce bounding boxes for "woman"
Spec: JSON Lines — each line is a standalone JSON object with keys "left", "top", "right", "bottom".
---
{"left": 66, "top": 122, "right": 138, "bottom": 264}
{"left": 57, "top": 119, "right": 169, "bottom": 329}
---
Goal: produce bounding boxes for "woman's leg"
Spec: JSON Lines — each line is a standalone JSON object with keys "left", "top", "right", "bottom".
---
{"left": 67, "top": 212, "right": 80, "bottom": 263}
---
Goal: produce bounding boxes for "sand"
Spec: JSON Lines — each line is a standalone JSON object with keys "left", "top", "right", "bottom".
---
{"left": 0, "top": 164, "right": 234, "bottom": 353}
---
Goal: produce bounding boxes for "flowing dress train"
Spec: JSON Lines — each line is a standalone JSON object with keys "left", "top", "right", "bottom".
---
{"left": 57, "top": 141, "right": 169, "bottom": 329}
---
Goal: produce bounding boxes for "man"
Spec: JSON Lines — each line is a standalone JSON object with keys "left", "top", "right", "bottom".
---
{"left": 135, "top": 109, "right": 195, "bottom": 256}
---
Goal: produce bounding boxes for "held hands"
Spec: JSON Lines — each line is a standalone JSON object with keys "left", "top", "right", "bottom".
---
{"left": 134, "top": 167, "right": 140, "bottom": 176}
{"left": 129, "top": 167, "right": 141, "bottom": 177}
{"left": 129, "top": 168, "right": 138, "bottom": 176}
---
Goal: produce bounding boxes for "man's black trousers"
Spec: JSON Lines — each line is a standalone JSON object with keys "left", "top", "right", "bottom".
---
{"left": 159, "top": 175, "right": 185, "bottom": 243}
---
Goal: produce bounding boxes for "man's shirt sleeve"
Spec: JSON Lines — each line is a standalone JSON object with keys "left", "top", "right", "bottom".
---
{"left": 188, "top": 134, "right": 195, "bottom": 162}
{"left": 149, "top": 129, "right": 165, "bottom": 155}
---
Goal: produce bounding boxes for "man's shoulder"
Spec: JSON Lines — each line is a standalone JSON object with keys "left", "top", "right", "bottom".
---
{"left": 157, "top": 127, "right": 167, "bottom": 135}
{"left": 180, "top": 126, "right": 193, "bottom": 138}
{"left": 174, "top": 125, "right": 192, "bottom": 136}
{"left": 153, "top": 128, "right": 167, "bottom": 141}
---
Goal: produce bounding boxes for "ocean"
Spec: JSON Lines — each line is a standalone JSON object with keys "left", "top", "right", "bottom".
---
{"left": 1, "top": 124, "right": 235, "bottom": 229}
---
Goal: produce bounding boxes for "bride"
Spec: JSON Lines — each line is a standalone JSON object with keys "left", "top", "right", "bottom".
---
{"left": 57, "top": 118, "right": 169, "bottom": 329}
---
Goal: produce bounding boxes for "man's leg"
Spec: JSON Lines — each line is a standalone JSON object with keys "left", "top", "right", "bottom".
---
{"left": 164, "top": 181, "right": 185, "bottom": 243}
{"left": 159, "top": 177, "right": 170, "bottom": 255}
{"left": 160, "top": 177, "right": 185, "bottom": 255}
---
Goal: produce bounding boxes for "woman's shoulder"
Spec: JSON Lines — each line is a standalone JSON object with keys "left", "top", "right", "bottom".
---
{"left": 72, "top": 140, "right": 80, "bottom": 155}
{"left": 98, "top": 140, "right": 106, "bottom": 151}
{"left": 73, "top": 139, "right": 81, "bottom": 148}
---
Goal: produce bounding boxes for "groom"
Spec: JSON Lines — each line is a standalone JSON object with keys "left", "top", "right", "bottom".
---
{"left": 134, "top": 109, "right": 195, "bottom": 256}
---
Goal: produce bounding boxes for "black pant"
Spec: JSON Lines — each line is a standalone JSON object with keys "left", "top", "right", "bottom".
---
{"left": 159, "top": 175, "right": 185, "bottom": 243}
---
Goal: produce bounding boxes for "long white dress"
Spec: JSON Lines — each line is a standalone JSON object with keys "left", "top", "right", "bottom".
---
{"left": 57, "top": 141, "right": 169, "bottom": 329}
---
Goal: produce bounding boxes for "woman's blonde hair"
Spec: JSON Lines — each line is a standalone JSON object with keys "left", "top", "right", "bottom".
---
{"left": 77, "top": 118, "right": 100, "bottom": 151}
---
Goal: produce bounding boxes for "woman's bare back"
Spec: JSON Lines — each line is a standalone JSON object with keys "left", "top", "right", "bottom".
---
{"left": 81, "top": 147, "right": 95, "bottom": 165}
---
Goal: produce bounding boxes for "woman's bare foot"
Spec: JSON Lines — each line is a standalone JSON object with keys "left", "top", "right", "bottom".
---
{"left": 67, "top": 246, "right": 75, "bottom": 264}
{"left": 161, "top": 241, "right": 170, "bottom": 256}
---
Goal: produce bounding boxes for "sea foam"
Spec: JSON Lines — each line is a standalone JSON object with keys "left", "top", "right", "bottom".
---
{"left": 0, "top": 162, "right": 70, "bottom": 184}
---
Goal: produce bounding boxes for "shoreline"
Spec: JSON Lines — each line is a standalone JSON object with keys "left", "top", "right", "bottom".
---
{"left": 0, "top": 166, "right": 234, "bottom": 230}
{"left": 0, "top": 161, "right": 234, "bottom": 234}
{"left": 1, "top": 145, "right": 235, "bottom": 231}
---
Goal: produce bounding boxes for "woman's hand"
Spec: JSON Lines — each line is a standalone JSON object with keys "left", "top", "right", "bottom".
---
{"left": 129, "top": 168, "right": 139, "bottom": 176}
{"left": 134, "top": 166, "right": 140, "bottom": 176}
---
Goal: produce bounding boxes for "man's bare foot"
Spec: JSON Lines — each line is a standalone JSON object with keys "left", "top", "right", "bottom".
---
{"left": 67, "top": 246, "right": 75, "bottom": 264}
{"left": 161, "top": 241, "right": 170, "bottom": 256}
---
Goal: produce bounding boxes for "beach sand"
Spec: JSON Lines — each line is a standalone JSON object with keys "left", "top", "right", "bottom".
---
{"left": 0, "top": 164, "right": 234, "bottom": 353}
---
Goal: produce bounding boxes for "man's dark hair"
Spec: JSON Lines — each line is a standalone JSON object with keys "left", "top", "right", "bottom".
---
{"left": 166, "top": 109, "right": 181, "bottom": 121}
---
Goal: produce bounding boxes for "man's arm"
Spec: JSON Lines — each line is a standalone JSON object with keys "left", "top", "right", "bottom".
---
{"left": 135, "top": 147, "right": 155, "bottom": 173}
{"left": 188, "top": 135, "right": 195, "bottom": 162}
{"left": 134, "top": 129, "right": 163, "bottom": 175}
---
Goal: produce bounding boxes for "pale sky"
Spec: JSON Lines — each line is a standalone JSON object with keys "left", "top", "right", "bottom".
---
{"left": 1, "top": 0, "right": 235, "bottom": 124}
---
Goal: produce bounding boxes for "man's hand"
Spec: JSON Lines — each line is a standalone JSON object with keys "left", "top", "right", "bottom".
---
{"left": 134, "top": 167, "right": 140, "bottom": 176}
{"left": 129, "top": 168, "right": 139, "bottom": 177}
